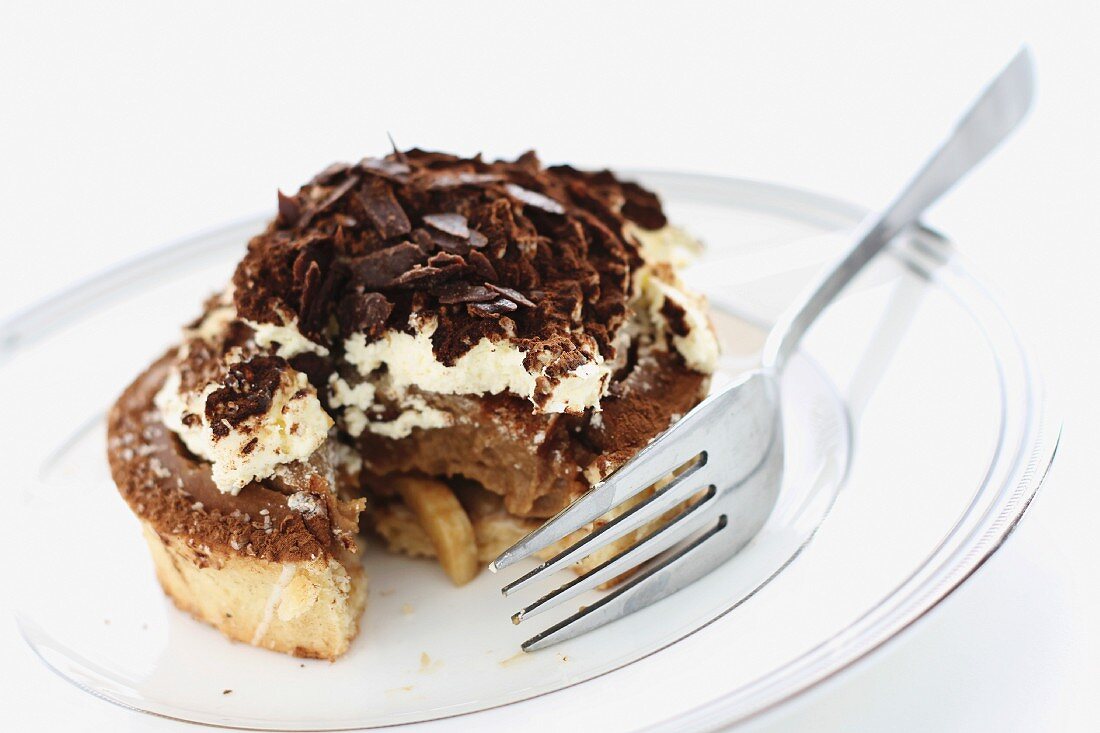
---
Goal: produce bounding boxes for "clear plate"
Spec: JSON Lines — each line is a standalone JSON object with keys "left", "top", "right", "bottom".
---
{"left": 3, "top": 172, "right": 1058, "bottom": 732}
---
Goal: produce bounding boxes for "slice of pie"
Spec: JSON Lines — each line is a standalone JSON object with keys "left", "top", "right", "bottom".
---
{"left": 106, "top": 149, "right": 719, "bottom": 659}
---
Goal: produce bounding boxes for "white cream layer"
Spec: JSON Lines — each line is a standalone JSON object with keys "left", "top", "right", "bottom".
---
{"left": 627, "top": 222, "right": 703, "bottom": 272}
{"left": 155, "top": 365, "right": 333, "bottom": 495}
{"left": 643, "top": 277, "right": 720, "bottom": 374}
{"left": 245, "top": 317, "right": 330, "bottom": 359}
{"left": 342, "top": 316, "right": 612, "bottom": 415}
{"left": 629, "top": 223, "right": 720, "bottom": 374}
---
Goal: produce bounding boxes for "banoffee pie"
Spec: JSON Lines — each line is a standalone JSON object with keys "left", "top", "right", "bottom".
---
{"left": 107, "top": 149, "right": 719, "bottom": 659}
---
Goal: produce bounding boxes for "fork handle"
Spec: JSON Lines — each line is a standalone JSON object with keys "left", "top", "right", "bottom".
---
{"left": 761, "top": 48, "right": 1035, "bottom": 373}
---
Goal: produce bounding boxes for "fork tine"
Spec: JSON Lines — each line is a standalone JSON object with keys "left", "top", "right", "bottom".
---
{"left": 501, "top": 466, "right": 710, "bottom": 597}
{"left": 521, "top": 514, "right": 729, "bottom": 651}
{"left": 512, "top": 487, "right": 717, "bottom": 623}
{"left": 489, "top": 433, "right": 709, "bottom": 573}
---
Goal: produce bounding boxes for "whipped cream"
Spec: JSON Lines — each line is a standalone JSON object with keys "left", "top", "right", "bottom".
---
{"left": 329, "top": 374, "right": 452, "bottom": 439}
{"left": 629, "top": 224, "right": 720, "bottom": 374}
{"left": 367, "top": 393, "right": 452, "bottom": 439}
{"left": 643, "top": 277, "right": 720, "bottom": 374}
{"left": 342, "top": 316, "right": 612, "bottom": 414}
{"left": 627, "top": 222, "right": 703, "bottom": 272}
{"left": 245, "top": 316, "right": 330, "bottom": 359}
{"left": 185, "top": 304, "right": 237, "bottom": 344}
{"left": 155, "top": 363, "right": 333, "bottom": 494}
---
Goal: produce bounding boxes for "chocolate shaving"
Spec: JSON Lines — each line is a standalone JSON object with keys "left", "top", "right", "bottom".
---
{"left": 205, "top": 356, "right": 287, "bottom": 438}
{"left": 277, "top": 191, "right": 301, "bottom": 228}
{"left": 505, "top": 183, "right": 566, "bottom": 215}
{"left": 427, "top": 229, "right": 469, "bottom": 255}
{"left": 423, "top": 213, "right": 470, "bottom": 239}
{"left": 357, "top": 177, "right": 412, "bottom": 239}
{"left": 486, "top": 283, "right": 536, "bottom": 308}
{"left": 410, "top": 228, "right": 436, "bottom": 254}
{"left": 292, "top": 239, "right": 328, "bottom": 284}
{"left": 348, "top": 242, "right": 425, "bottom": 289}
{"left": 293, "top": 239, "right": 339, "bottom": 338}
{"left": 468, "top": 229, "right": 488, "bottom": 248}
{"left": 428, "top": 172, "right": 503, "bottom": 189}
{"left": 310, "top": 162, "right": 353, "bottom": 186}
{"left": 468, "top": 298, "right": 518, "bottom": 318}
{"left": 393, "top": 251, "right": 467, "bottom": 287}
{"left": 427, "top": 251, "right": 466, "bottom": 268}
{"left": 315, "top": 175, "right": 360, "bottom": 217}
{"left": 297, "top": 175, "right": 361, "bottom": 229}
{"left": 395, "top": 252, "right": 467, "bottom": 288}
{"left": 358, "top": 156, "right": 411, "bottom": 181}
{"left": 433, "top": 282, "right": 497, "bottom": 304}
{"left": 467, "top": 249, "right": 498, "bottom": 281}
{"left": 297, "top": 261, "right": 325, "bottom": 331}
{"left": 288, "top": 352, "right": 331, "bottom": 393}
{"left": 394, "top": 266, "right": 442, "bottom": 286}
{"left": 387, "top": 133, "right": 410, "bottom": 165}
{"left": 337, "top": 291, "right": 393, "bottom": 339}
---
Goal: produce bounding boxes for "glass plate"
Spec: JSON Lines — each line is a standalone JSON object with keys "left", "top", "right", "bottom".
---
{"left": 3, "top": 172, "right": 1058, "bottom": 732}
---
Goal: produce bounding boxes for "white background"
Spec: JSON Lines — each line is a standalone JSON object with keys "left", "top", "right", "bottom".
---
{"left": 1, "top": 1, "right": 1097, "bottom": 730}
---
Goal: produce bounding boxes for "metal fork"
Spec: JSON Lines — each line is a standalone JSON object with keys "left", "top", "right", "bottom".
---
{"left": 491, "top": 48, "right": 1036, "bottom": 652}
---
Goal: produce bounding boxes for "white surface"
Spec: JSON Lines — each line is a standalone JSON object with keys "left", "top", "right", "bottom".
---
{"left": 0, "top": 1, "right": 1096, "bottom": 731}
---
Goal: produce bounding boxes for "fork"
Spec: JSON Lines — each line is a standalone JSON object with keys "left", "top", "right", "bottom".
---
{"left": 491, "top": 48, "right": 1036, "bottom": 652}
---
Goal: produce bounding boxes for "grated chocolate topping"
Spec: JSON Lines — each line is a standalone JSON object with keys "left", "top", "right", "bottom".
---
{"left": 232, "top": 150, "right": 665, "bottom": 379}
{"left": 205, "top": 355, "right": 288, "bottom": 438}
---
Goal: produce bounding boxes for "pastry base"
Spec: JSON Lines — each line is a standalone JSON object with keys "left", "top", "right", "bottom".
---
{"left": 141, "top": 521, "right": 368, "bottom": 660}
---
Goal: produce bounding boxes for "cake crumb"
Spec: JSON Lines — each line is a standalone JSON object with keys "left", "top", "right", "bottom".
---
{"left": 401, "top": 603, "right": 414, "bottom": 615}
{"left": 222, "top": 689, "right": 232, "bottom": 695}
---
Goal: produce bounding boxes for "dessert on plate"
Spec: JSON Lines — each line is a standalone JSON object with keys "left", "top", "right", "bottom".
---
{"left": 106, "top": 148, "right": 719, "bottom": 659}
